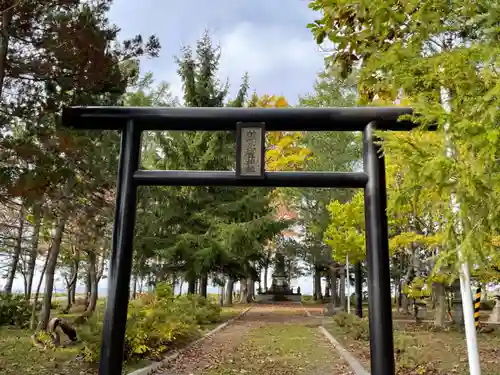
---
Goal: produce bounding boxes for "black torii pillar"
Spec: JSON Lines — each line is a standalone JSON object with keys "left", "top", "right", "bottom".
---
{"left": 363, "top": 122, "right": 394, "bottom": 375}
{"left": 62, "top": 106, "right": 425, "bottom": 375}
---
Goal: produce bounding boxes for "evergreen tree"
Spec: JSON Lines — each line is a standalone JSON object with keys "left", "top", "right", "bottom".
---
{"left": 145, "top": 33, "right": 285, "bottom": 300}
{"left": 0, "top": 0, "right": 160, "bottom": 329}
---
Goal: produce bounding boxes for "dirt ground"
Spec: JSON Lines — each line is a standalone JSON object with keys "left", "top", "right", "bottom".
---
{"left": 156, "top": 304, "right": 354, "bottom": 375}
{"left": 314, "top": 305, "right": 500, "bottom": 375}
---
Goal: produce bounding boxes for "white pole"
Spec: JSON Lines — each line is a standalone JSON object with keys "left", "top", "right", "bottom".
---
{"left": 346, "top": 255, "right": 351, "bottom": 314}
{"left": 441, "top": 86, "right": 481, "bottom": 375}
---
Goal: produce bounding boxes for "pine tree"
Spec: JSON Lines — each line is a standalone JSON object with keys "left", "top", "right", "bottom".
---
{"left": 148, "top": 33, "right": 285, "bottom": 300}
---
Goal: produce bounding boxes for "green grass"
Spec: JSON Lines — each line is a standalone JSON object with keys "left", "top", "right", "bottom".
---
{"left": 0, "top": 325, "right": 149, "bottom": 375}
{"left": 0, "top": 326, "right": 96, "bottom": 375}
{"left": 0, "top": 301, "right": 246, "bottom": 375}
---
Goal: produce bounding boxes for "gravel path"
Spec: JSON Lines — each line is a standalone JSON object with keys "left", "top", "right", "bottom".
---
{"left": 156, "top": 304, "right": 354, "bottom": 375}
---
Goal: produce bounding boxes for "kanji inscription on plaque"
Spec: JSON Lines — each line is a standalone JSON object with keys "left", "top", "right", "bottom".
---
{"left": 236, "top": 122, "right": 265, "bottom": 178}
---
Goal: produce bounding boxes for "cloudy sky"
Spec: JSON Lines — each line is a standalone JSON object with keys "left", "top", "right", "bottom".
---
{"left": 108, "top": 0, "right": 327, "bottom": 104}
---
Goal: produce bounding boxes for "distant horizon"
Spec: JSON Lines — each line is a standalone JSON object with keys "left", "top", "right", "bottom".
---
{"left": 10, "top": 281, "right": 310, "bottom": 297}
{"left": 7, "top": 260, "right": 319, "bottom": 297}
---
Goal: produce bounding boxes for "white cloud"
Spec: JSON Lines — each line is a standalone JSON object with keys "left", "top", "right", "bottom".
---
{"left": 160, "top": 22, "right": 325, "bottom": 104}
{"left": 109, "top": 0, "right": 325, "bottom": 103}
{"left": 217, "top": 22, "right": 323, "bottom": 78}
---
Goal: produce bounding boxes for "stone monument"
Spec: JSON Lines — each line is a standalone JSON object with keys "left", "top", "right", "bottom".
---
{"left": 255, "top": 253, "right": 301, "bottom": 303}
{"left": 488, "top": 295, "right": 500, "bottom": 323}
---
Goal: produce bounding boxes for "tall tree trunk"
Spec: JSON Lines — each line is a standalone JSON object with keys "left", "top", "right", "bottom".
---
{"left": 5, "top": 205, "right": 26, "bottom": 294}
{"left": 325, "top": 277, "right": 331, "bottom": 298}
{"left": 0, "top": 4, "right": 13, "bottom": 97}
{"left": 95, "top": 249, "right": 106, "bottom": 300}
{"left": 314, "top": 264, "right": 322, "bottom": 300}
{"left": 355, "top": 262, "right": 363, "bottom": 317}
{"left": 312, "top": 278, "right": 316, "bottom": 300}
{"left": 247, "top": 278, "right": 255, "bottom": 303}
{"left": 187, "top": 277, "right": 196, "bottom": 295}
{"left": 199, "top": 273, "right": 208, "bottom": 298}
{"left": 331, "top": 267, "right": 339, "bottom": 307}
{"left": 84, "top": 270, "right": 91, "bottom": 305}
{"left": 219, "top": 284, "right": 224, "bottom": 306}
{"left": 38, "top": 180, "right": 72, "bottom": 331}
{"left": 434, "top": 282, "right": 446, "bottom": 327}
{"left": 263, "top": 265, "right": 269, "bottom": 292}
{"left": 339, "top": 267, "right": 346, "bottom": 311}
{"left": 397, "top": 279, "right": 403, "bottom": 310}
{"left": 410, "top": 245, "right": 421, "bottom": 319}
{"left": 400, "top": 252, "right": 413, "bottom": 314}
{"left": 401, "top": 293, "right": 410, "bottom": 314}
{"left": 83, "top": 251, "right": 98, "bottom": 315}
{"left": 23, "top": 273, "right": 28, "bottom": 297}
{"left": 132, "top": 274, "right": 138, "bottom": 299}
{"left": 397, "top": 252, "right": 404, "bottom": 309}
{"left": 257, "top": 269, "right": 262, "bottom": 293}
{"left": 224, "top": 277, "right": 234, "bottom": 305}
{"left": 63, "top": 253, "right": 79, "bottom": 313}
{"left": 286, "top": 259, "right": 292, "bottom": 286}
{"left": 171, "top": 273, "right": 177, "bottom": 294}
{"left": 70, "top": 278, "right": 77, "bottom": 303}
{"left": 239, "top": 278, "right": 248, "bottom": 302}
{"left": 26, "top": 202, "right": 42, "bottom": 300}
{"left": 30, "top": 249, "right": 50, "bottom": 330}
{"left": 178, "top": 279, "right": 184, "bottom": 296}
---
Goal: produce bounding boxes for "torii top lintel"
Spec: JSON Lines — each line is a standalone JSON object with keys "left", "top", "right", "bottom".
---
{"left": 61, "top": 106, "right": 419, "bottom": 132}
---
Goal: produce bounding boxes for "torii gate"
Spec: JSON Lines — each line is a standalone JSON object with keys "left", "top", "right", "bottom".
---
{"left": 62, "top": 106, "right": 423, "bottom": 375}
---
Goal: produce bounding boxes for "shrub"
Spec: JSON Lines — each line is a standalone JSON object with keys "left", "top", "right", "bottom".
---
{"left": 332, "top": 312, "right": 369, "bottom": 341}
{"left": 173, "top": 294, "right": 221, "bottom": 325}
{"left": 394, "top": 333, "right": 437, "bottom": 372}
{"left": 79, "top": 283, "right": 221, "bottom": 363}
{"left": 78, "top": 312, "right": 105, "bottom": 362}
{"left": 0, "top": 292, "right": 32, "bottom": 327}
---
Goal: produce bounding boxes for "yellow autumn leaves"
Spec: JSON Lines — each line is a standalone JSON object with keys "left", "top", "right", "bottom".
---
{"left": 249, "top": 93, "right": 311, "bottom": 172}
